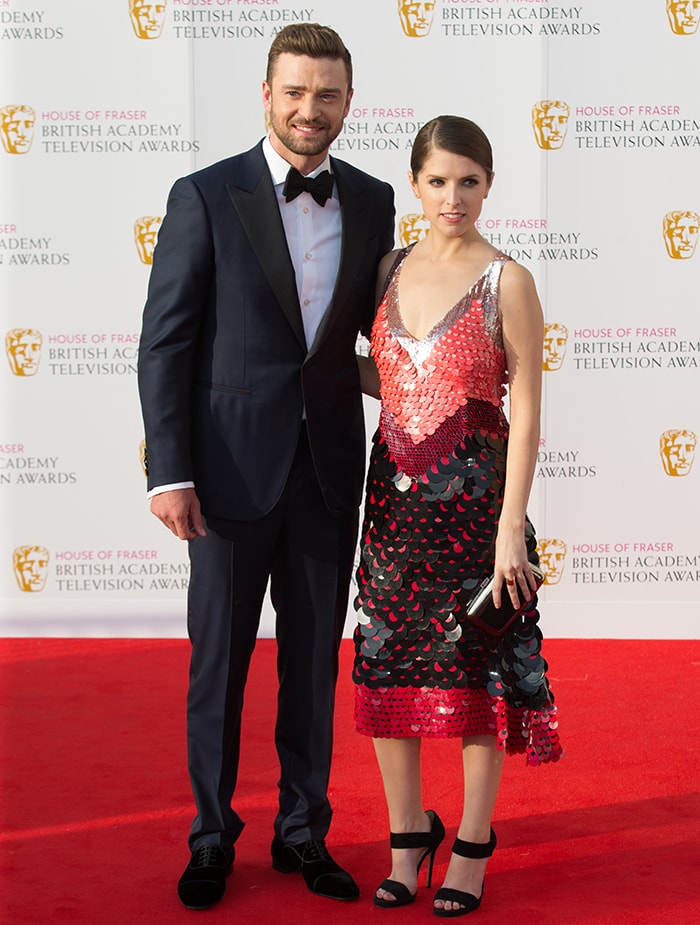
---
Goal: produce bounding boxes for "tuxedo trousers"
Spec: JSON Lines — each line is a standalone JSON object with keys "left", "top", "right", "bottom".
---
{"left": 185, "top": 425, "right": 359, "bottom": 850}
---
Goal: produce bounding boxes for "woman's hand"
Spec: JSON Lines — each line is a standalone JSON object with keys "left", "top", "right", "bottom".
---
{"left": 492, "top": 523, "right": 538, "bottom": 610}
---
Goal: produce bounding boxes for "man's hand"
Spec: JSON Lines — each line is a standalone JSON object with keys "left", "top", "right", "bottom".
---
{"left": 150, "top": 488, "right": 206, "bottom": 540}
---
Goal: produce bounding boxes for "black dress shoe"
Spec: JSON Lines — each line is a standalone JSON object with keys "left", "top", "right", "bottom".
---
{"left": 271, "top": 837, "right": 360, "bottom": 901}
{"left": 177, "top": 845, "right": 234, "bottom": 910}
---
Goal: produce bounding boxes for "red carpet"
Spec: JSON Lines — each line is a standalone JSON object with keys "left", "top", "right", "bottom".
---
{"left": 1, "top": 638, "right": 699, "bottom": 924}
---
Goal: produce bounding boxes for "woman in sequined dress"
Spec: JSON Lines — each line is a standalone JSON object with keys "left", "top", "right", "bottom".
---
{"left": 353, "top": 116, "right": 562, "bottom": 917}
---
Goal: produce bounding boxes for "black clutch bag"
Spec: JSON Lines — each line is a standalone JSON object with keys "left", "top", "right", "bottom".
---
{"left": 466, "top": 563, "right": 544, "bottom": 636}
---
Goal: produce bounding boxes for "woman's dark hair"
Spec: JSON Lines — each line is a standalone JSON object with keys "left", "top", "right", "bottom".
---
{"left": 410, "top": 115, "right": 493, "bottom": 183}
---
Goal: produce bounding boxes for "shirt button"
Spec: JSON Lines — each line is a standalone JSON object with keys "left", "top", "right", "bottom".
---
{"left": 303, "top": 298, "right": 311, "bottom": 307}
{"left": 303, "top": 207, "right": 309, "bottom": 214}
{"left": 305, "top": 252, "right": 312, "bottom": 261}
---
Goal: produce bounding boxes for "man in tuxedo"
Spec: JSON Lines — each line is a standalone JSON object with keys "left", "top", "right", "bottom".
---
{"left": 137, "top": 22, "right": 394, "bottom": 911}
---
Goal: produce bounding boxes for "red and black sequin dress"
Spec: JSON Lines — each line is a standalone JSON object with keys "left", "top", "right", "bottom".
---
{"left": 353, "top": 248, "right": 562, "bottom": 766}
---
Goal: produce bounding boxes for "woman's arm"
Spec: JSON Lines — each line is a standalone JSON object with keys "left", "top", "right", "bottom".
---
{"left": 357, "top": 353, "right": 381, "bottom": 398}
{"left": 493, "top": 260, "right": 544, "bottom": 610}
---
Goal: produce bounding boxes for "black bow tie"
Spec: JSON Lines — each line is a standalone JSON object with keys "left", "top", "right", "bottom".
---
{"left": 283, "top": 167, "right": 334, "bottom": 207}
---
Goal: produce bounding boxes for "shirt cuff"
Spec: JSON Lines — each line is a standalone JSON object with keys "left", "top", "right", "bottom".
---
{"left": 147, "top": 481, "right": 195, "bottom": 499}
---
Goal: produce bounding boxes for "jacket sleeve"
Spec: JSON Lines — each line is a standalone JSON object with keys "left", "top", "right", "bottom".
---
{"left": 361, "top": 180, "right": 395, "bottom": 338}
{"left": 137, "top": 176, "right": 213, "bottom": 492}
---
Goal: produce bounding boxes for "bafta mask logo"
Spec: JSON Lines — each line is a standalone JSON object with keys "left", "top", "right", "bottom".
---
{"left": 532, "top": 100, "right": 570, "bottom": 151}
{"left": 659, "top": 429, "right": 697, "bottom": 476}
{"left": 662, "top": 210, "right": 699, "bottom": 259}
{"left": 397, "top": 0, "right": 435, "bottom": 37}
{"left": 543, "top": 323, "right": 569, "bottom": 371}
{"left": 139, "top": 439, "right": 148, "bottom": 477}
{"left": 6, "top": 328, "right": 43, "bottom": 377}
{"left": 399, "top": 213, "right": 430, "bottom": 247}
{"left": 536, "top": 538, "right": 567, "bottom": 585}
{"left": 13, "top": 545, "right": 50, "bottom": 592}
{"left": 0, "top": 104, "right": 36, "bottom": 154}
{"left": 134, "top": 216, "right": 162, "bottom": 265}
{"left": 129, "top": 0, "right": 167, "bottom": 40}
{"left": 666, "top": 0, "right": 700, "bottom": 34}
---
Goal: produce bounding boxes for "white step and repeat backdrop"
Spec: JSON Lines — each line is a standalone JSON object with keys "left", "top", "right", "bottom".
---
{"left": 1, "top": 1, "right": 698, "bottom": 637}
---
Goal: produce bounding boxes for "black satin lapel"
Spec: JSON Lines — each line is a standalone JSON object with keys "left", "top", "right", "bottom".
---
{"left": 226, "top": 176, "right": 306, "bottom": 349}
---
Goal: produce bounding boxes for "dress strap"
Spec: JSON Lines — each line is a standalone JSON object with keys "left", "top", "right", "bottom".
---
{"left": 378, "top": 245, "right": 412, "bottom": 304}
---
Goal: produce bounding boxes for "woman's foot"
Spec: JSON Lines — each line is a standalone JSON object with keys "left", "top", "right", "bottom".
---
{"left": 375, "top": 809, "right": 445, "bottom": 907}
{"left": 433, "top": 853, "right": 488, "bottom": 914}
{"left": 433, "top": 828, "right": 496, "bottom": 917}
{"left": 375, "top": 844, "right": 424, "bottom": 903}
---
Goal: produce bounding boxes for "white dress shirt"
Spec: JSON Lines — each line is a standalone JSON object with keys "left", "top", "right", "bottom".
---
{"left": 263, "top": 135, "right": 342, "bottom": 349}
{"left": 148, "top": 137, "right": 342, "bottom": 499}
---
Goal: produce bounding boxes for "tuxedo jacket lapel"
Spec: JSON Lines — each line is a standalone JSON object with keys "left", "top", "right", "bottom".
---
{"left": 225, "top": 145, "right": 306, "bottom": 349}
{"left": 308, "top": 157, "right": 371, "bottom": 355}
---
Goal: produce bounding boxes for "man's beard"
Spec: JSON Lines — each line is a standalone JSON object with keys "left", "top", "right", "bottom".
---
{"left": 269, "top": 111, "right": 341, "bottom": 157}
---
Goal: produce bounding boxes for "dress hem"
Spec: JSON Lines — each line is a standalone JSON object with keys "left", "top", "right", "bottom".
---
{"left": 354, "top": 684, "right": 563, "bottom": 767}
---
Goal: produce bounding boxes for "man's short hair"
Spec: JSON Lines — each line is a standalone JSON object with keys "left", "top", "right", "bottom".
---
{"left": 266, "top": 23, "right": 353, "bottom": 89}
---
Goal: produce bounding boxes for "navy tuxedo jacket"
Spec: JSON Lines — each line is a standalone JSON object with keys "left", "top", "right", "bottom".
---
{"left": 138, "top": 141, "right": 394, "bottom": 520}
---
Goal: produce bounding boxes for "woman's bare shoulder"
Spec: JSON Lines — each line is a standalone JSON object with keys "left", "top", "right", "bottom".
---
{"left": 500, "top": 256, "right": 539, "bottom": 297}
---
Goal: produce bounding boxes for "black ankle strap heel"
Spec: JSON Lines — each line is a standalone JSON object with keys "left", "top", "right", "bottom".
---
{"left": 374, "top": 809, "right": 446, "bottom": 908}
{"left": 433, "top": 827, "right": 497, "bottom": 918}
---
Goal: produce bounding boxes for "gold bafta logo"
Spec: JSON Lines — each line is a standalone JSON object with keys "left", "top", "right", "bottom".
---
{"left": 542, "top": 323, "right": 569, "bottom": 371}
{"left": 134, "top": 216, "right": 162, "bottom": 265}
{"left": 662, "top": 210, "right": 699, "bottom": 259}
{"left": 659, "top": 429, "right": 697, "bottom": 476}
{"left": 0, "top": 104, "right": 36, "bottom": 154}
{"left": 139, "top": 439, "right": 148, "bottom": 477}
{"left": 13, "top": 545, "right": 50, "bottom": 592}
{"left": 397, "top": 0, "right": 435, "bottom": 37}
{"left": 129, "top": 0, "right": 167, "bottom": 40}
{"left": 536, "top": 538, "right": 567, "bottom": 585}
{"left": 531, "top": 101, "right": 570, "bottom": 150}
{"left": 666, "top": 0, "right": 700, "bottom": 34}
{"left": 399, "top": 213, "right": 430, "bottom": 247}
{"left": 6, "top": 328, "right": 43, "bottom": 376}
